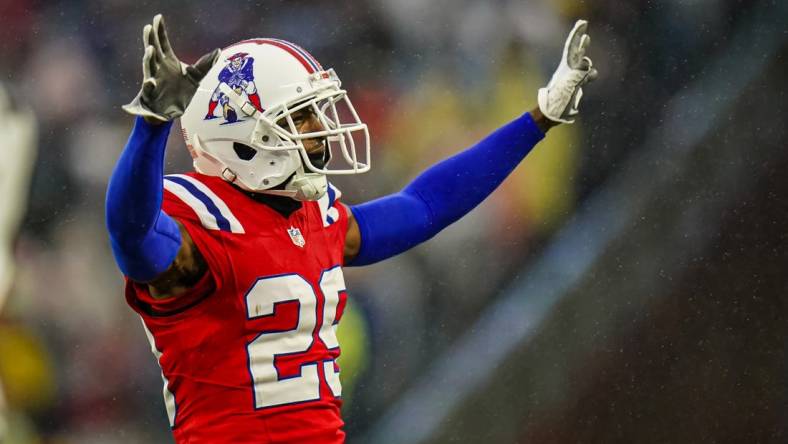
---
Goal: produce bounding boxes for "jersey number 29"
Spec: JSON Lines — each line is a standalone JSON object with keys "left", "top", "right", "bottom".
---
{"left": 245, "top": 267, "right": 345, "bottom": 409}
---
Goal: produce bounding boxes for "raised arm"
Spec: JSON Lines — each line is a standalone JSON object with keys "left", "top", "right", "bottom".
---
{"left": 344, "top": 20, "right": 597, "bottom": 265}
{"left": 106, "top": 14, "right": 218, "bottom": 297}
{"left": 106, "top": 117, "right": 181, "bottom": 282}
{"left": 106, "top": 118, "right": 207, "bottom": 298}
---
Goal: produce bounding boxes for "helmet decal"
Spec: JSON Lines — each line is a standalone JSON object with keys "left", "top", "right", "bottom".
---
{"left": 204, "top": 52, "right": 263, "bottom": 124}
{"left": 181, "top": 38, "right": 371, "bottom": 198}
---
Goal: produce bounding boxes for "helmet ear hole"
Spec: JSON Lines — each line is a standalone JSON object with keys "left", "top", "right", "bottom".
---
{"left": 233, "top": 142, "right": 257, "bottom": 161}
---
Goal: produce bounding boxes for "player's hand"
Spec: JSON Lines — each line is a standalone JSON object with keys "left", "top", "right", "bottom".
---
{"left": 123, "top": 14, "right": 220, "bottom": 122}
{"left": 537, "top": 19, "right": 598, "bottom": 124}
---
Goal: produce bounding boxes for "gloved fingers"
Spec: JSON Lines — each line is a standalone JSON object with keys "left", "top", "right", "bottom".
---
{"left": 142, "top": 45, "right": 157, "bottom": 82}
{"left": 141, "top": 79, "right": 157, "bottom": 98}
{"left": 568, "top": 26, "right": 590, "bottom": 69}
{"left": 150, "top": 14, "right": 168, "bottom": 61}
{"left": 572, "top": 87, "right": 584, "bottom": 110}
{"left": 577, "top": 57, "right": 597, "bottom": 84}
{"left": 563, "top": 19, "right": 588, "bottom": 65}
{"left": 142, "top": 23, "right": 152, "bottom": 48}
{"left": 576, "top": 34, "right": 590, "bottom": 68}
{"left": 142, "top": 23, "right": 162, "bottom": 68}
{"left": 186, "top": 48, "right": 221, "bottom": 84}
{"left": 580, "top": 34, "right": 590, "bottom": 53}
{"left": 577, "top": 53, "right": 592, "bottom": 71}
{"left": 152, "top": 14, "right": 176, "bottom": 60}
{"left": 586, "top": 66, "right": 599, "bottom": 82}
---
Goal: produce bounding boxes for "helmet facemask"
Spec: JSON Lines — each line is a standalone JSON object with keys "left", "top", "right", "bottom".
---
{"left": 215, "top": 69, "right": 370, "bottom": 201}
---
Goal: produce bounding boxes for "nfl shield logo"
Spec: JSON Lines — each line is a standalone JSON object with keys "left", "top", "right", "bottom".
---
{"left": 287, "top": 226, "right": 306, "bottom": 248}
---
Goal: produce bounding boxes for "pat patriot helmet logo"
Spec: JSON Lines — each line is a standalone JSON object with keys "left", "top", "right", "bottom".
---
{"left": 205, "top": 52, "right": 264, "bottom": 124}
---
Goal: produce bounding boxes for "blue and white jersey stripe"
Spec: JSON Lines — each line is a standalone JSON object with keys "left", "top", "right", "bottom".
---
{"left": 318, "top": 183, "right": 342, "bottom": 227}
{"left": 163, "top": 174, "right": 245, "bottom": 234}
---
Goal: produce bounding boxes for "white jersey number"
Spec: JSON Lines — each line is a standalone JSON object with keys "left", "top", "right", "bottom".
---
{"left": 245, "top": 267, "right": 345, "bottom": 409}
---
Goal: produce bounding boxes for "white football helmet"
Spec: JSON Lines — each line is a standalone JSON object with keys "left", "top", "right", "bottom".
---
{"left": 181, "top": 38, "right": 370, "bottom": 201}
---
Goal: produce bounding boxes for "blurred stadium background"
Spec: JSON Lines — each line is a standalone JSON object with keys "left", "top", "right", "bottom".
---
{"left": 0, "top": 0, "right": 786, "bottom": 442}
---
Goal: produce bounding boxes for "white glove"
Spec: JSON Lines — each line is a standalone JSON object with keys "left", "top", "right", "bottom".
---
{"left": 0, "top": 82, "right": 38, "bottom": 308}
{"left": 538, "top": 20, "right": 599, "bottom": 124}
{"left": 123, "top": 14, "right": 220, "bottom": 122}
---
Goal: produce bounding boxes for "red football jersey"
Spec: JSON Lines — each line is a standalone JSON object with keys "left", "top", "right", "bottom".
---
{"left": 125, "top": 172, "right": 350, "bottom": 443}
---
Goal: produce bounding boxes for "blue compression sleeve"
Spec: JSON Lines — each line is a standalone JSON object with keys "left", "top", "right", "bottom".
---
{"left": 348, "top": 112, "right": 545, "bottom": 266}
{"left": 105, "top": 117, "right": 181, "bottom": 281}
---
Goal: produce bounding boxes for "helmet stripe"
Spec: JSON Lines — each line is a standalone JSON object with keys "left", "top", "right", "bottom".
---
{"left": 231, "top": 38, "right": 317, "bottom": 73}
{"left": 270, "top": 39, "right": 323, "bottom": 71}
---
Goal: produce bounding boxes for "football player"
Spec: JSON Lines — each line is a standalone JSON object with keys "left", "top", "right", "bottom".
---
{"left": 0, "top": 82, "right": 38, "bottom": 441}
{"left": 107, "top": 14, "right": 596, "bottom": 444}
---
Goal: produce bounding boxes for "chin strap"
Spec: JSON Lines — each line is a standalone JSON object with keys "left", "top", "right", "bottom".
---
{"left": 258, "top": 170, "right": 328, "bottom": 201}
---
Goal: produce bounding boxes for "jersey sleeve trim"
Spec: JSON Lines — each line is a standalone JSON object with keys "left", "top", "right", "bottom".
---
{"left": 163, "top": 174, "right": 245, "bottom": 234}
